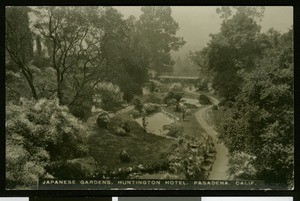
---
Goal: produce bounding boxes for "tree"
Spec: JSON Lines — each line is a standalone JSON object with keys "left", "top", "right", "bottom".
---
{"left": 215, "top": 29, "right": 293, "bottom": 184}
{"left": 137, "top": 6, "right": 186, "bottom": 73}
{"left": 95, "top": 9, "right": 149, "bottom": 102}
{"left": 31, "top": 6, "right": 151, "bottom": 110}
{"left": 191, "top": 6, "right": 266, "bottom": 99}
{"left": 5, "top": 6, "right": 38, "bottom": 99}
{"left": 32, "top": 6, "right": 104, "bottom": 105}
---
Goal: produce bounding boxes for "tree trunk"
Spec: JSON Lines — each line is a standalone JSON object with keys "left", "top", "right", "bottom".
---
{"left": 28, "top": 80, "right": 38, "bottom": 100}
{"left": 56, "top": 78, "right": 63, "bottom": 104}
{"left": 20, "top": 66, "right": 38, "bottom": 100}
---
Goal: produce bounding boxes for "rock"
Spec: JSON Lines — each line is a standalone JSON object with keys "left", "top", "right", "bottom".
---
{"left": 120, "top": 122, "right": 130, "bottom": 133}
{"left": 116, "top": 127, "right": 126, "bottom": 136}
{"left": 96, "top": 112, "right": 110, "bottom": 128}
{"left": 119, "top": 150, "right": 131, "bottom": 162}
{"left": 144, "top": 103, "right": 158, "bottom": 114}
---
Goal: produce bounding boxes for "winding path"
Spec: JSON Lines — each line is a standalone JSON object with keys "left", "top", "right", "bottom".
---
{"left": 194, "top": 95, "right": 230, "bottom": 180}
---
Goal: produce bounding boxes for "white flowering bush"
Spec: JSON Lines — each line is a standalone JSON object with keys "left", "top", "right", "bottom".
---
{"left": 6, "top": 97, "right": 88, "bottom": 189}
{"left": 93, "top": 82, "right": 124, "bottom": 110}
{"left": 227, "top": 151, "right": 257, "bottom": 180}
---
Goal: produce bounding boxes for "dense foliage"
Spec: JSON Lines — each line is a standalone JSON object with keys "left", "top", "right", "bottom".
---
{"left": 198, "top": 94, "right": 212, "bottom": 105}
{"left": 217, "top": 29, "right": 293, "bottom": 184}
{"left": 191, "top": 7, "right": 265, "bottom": 100}
{"left": 137, "top": 6, "right": 186, "bottom": 73}
{"left": 6, "top": 6, "right": 185, "bottom": 189}
{"left": 192, "top": 7, "right": 294, "bottom": 185}
{"left": 93, "top": 82, "right": 124, "bottom": 111}
{"left": 6, "top": 98, "right": 88, "bottom": 189}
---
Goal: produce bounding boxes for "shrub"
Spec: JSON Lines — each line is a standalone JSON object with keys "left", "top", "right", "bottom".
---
{"left": 227, "top": 151, "right": 257, "bottom": 180}
{"left": 133, "top": 98, "right": 143, "bottom": 112}
{"left": 195, "top": 78, "right": 209, "bottom": 91}
{"left": 143, "top": 94, "right": 162, "bottom": 104}
{"left": 69, "top": 98, "right": 93, "bottom": 121}
{"left": 163, "top": 123, "right": 184, "bottom": 138}
{"left": 167, "top": 136, "right": 216, "bottom": 180}
{"left": 6, "top": 97, "right": 88, "bottom": 189}
{"left": 164, "top": 91, "right": 182, "bottom": 103}
{"left": 198, "top": 94, "right": 212, "bottom": 105}
{"left": 130, "top": 109, "right": 142, "bottom": 118}
{"left": 47, "top": 157, "right": 97, "bottom": 179}
{"left": 169, "top": 83, "right": 183, "bottom": 92}
{"left": 93, "top": 82, "right": 123, "bottom": 111}
{"left": 144, "top": 103, "right": 159, "bottom": 114}
{"left": 148, "top": 80, "right": 162, "bottom": 93}
{"left": 120, "top": 122, "right": 130, "bottom": 133}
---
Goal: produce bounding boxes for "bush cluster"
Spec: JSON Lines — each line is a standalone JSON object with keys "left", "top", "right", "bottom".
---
{"left": 198, "top": 94, "right": 212, "bottom": 105}
{"left": 6, "top": 97, "right": 89, "bottom": 188}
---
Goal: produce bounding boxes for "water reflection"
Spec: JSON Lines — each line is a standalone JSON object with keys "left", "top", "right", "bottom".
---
{"left": 136, "top": 112, "right": 174, "bottom": 136}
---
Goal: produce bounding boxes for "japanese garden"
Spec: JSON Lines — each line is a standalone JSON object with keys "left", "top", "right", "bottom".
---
{"left": 5, "top": 6, "right": 293, "bottom": 189}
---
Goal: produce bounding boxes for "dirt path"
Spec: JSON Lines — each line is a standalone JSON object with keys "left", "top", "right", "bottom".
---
{"left": 194, "top": 97, "right": 230, "bottom": 180}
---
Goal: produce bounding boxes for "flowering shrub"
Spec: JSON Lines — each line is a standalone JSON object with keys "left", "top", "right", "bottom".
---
{"left": 6, "top": 97, "right": 88, "bottom": 189}
{"left": 167, "top": 136, "right": 216, "bottom": 180}
{"left": 93, "top": 82, "right": 123, "bottom": 110}
{"left": 227, "top": 151, "right": 257, "bottom": 180}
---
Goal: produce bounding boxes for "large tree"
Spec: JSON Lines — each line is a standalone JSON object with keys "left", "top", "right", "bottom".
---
{"left": 137, "top": 6, "right": 186, "bottom": 73}
{"left": 5, "top": 7, "right": 38, "bottom": 99}
{"left": 32, "top": 6, "right": 104, "bottom": 105}
{"left": 191, "top": 6, "right": 266, "bottom": 99}
{"left": 214, "top": 28, "right": 293, "bottom": 185}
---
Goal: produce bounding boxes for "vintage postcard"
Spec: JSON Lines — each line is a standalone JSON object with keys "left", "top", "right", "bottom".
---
{"left": 5, "top": 6, "right": 293, "bottom": 190}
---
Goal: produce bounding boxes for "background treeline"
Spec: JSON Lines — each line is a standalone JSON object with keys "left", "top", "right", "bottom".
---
{"left": 5, "top": 6, "right": 185, "bottom": 189}
{"left": 190, "top": 7, "right": 293, "bottom": 186}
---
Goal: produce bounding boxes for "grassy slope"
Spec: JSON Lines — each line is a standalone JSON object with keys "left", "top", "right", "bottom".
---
{"left": 85, "top": 112, "right": 177, "bottom": 171}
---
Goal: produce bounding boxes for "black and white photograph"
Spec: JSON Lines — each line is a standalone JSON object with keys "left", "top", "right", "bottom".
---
{"left": 5, "top": 6, "right": 294, "bottom": 190}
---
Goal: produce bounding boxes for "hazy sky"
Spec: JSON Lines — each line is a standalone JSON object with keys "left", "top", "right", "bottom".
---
{"left": 115, "top": 6, "right": 293, "bottom": 55}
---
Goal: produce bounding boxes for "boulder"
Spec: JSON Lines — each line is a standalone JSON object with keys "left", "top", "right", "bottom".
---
{"left": 120, "top": 122, "right": 130, "bottom": 133}
{"left": 116, "top": 127, "right": 126, "bottom": 136}
{"left": 119, "top": 150, "right": 131, "bottom": 162}
{"left": 96, "top": 112, "right": 110, "bottom": 128}
{"left": 144, "top": 103, "right": 159, "bottom": 114}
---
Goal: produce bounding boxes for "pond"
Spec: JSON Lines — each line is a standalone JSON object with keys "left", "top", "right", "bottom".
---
{"left": 135, "top": 112, "right": 175, "bottom": 136}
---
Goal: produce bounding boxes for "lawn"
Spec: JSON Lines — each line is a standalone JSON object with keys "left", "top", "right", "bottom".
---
{"left": 164, "top": 107, "right": 206, "bottom": 139}
{"left": 85, "top": 111, "right": 177, "bottom": 171}
{"left": 83, "top": 88, "right": 207, "bottom": 175}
